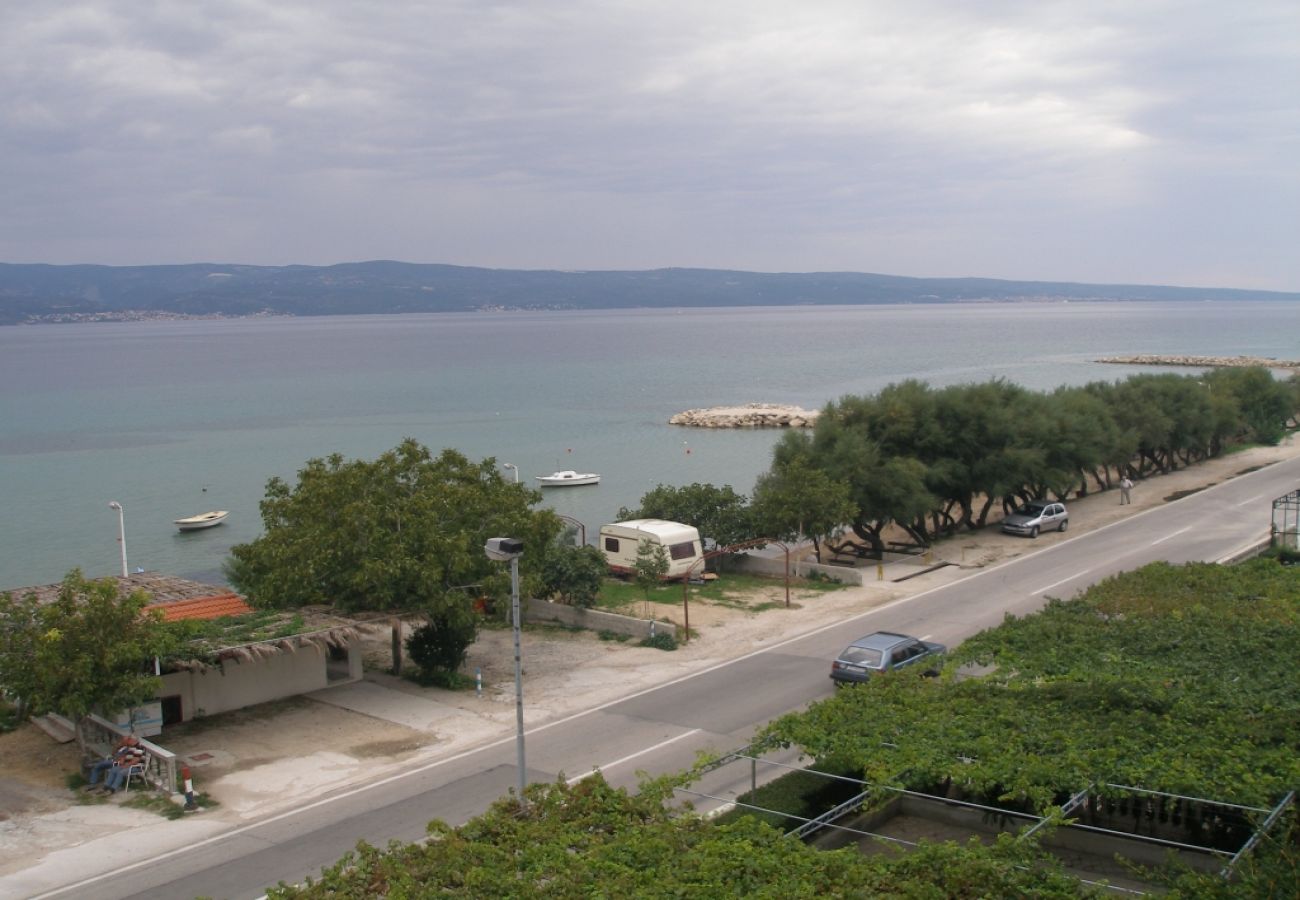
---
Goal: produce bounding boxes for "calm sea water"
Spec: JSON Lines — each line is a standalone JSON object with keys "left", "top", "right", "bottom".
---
{"left": 2, "top": 301, "right": 1297, "bottom": 589}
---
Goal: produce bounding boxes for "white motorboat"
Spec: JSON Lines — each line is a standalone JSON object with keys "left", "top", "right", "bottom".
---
{"left": 535, "top": 470, "right": 600, "bottom": 486}
{"left": 174, "top": 510, "right": 229, "bottom": 531}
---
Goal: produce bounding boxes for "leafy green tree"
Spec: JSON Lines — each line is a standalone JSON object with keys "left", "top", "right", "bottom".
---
{"left": 539, "top": 540, "right": 607, "bottom": 608}
{"left": 618, "top": 482, "right": 753, "bottom": 549}
{"left": 633, "top": 538, "right": 670, "bottom": 608}
{"left": 0, "top": 571, "right": 173, "bottom": 730}
{"left": 750, "top": 456, "right": 855, "bottom": 562}
{"left": 227, "top": 439, "right": 562, "bottom": 616}
{"left": 1205, "top": 366, "right": 1295, "bottom": 445}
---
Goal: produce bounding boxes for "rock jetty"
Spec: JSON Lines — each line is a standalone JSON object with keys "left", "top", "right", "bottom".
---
{"left": 1099, "top": 354, "right": 1300, "bottom": 370}
{"left": 669, "top": 403, "right": 820, "bottom": 428}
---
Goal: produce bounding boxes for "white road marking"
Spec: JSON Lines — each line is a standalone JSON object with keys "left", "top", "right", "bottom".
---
{"left": 1032, "top": 571, "right": 1091, "bottom": 595}
{"left": 566, "top": 728, "right": 702, "bottom": 785}
{"left": 1236, "top": 493, "right": 1268, "bottom": 507}
{"left": 1150, "top": 526, "right": 1193, "bottom": 546}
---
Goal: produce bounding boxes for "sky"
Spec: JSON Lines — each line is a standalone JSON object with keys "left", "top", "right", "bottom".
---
{"left": 2, "top": 1, "right": 1297, "bottom": 290}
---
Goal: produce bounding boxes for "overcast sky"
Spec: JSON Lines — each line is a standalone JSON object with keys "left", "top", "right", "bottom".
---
{"left": 2, "top": 2, "right": 1296, "bottom": 290}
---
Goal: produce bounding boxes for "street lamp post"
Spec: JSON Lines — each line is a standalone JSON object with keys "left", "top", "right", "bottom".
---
{"left": 503, "top": 463, "right": 519, "bottom": 483}
{"left": 485, "top": 537, "right": 526, "bottom": 806}
{"left": 108, "top": 501, "right": 128, "bottom": 577}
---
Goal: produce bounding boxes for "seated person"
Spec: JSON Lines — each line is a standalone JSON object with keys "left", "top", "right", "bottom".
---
{"left": 84, "top": 735, "right": 139, "bottom": 789}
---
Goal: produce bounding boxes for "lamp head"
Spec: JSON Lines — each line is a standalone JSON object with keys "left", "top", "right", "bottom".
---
{"left": 484, "top": 537, "right": 524, "bottom": 561}
{"left": 109, "top": 501, "right": 122, "bottom": 510}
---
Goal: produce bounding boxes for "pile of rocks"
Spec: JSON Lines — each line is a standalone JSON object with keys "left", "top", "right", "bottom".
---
{"left": 1099, "top": 354, "right": 1300, "bottom": 369}
{"left": 669, "top": 403, "right": 820, "bottom": 428}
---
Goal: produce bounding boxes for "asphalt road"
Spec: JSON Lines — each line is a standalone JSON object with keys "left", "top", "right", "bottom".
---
{"left": 41, "top": 455, "right": 1300, "bottom": 900}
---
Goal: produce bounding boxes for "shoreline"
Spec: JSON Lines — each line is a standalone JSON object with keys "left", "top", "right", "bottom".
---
{"left": 1099, "top": 353, "right": 1300, "bottom": 369}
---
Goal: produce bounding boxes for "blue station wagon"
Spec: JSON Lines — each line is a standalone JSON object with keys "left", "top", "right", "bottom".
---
{"left": 830, "top": 631, "right": 946, "bottom": 685}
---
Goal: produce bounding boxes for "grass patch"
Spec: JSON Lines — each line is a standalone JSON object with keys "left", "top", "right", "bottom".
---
{"left": 596, "top": 572, "right": 844, "bottom": 613}
{"left": 713, "top": 757, "right": 864, "bottom": 832}
{"left": 124, "top": 790, "right": 219, "bottom": 819}
{"left": 598, "top": 630, "right": 631, "bottom": 643}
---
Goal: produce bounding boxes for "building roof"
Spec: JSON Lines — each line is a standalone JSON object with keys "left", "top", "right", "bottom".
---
{"left": 4, "top": 571, "right": 236, "bottom": 610}
{"left": 145, "top": 593, "right": 253, "bottom": 622}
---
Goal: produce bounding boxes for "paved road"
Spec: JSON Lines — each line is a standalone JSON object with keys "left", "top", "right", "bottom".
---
{"left": 39, "top": 456, "right": 1300, "bottom": 899}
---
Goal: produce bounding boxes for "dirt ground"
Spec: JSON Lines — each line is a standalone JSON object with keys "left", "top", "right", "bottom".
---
{"left": 2, "top": 434, "right": 1296, "bottom": 868}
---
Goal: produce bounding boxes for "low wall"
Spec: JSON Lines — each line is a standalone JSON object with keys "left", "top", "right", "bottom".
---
{"left": 733, "top": 553, "right": 865, "bottom": 585}
{"left": 524, "top": 598, "right": 677, "bottom": 641}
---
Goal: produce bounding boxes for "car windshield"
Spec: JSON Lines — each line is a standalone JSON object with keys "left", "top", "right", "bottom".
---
{"left": 839, "top": 646, "right": 884, "bottom": 667}
{"left": 1015, "top": 503, "right": 1047, "bottom": 516}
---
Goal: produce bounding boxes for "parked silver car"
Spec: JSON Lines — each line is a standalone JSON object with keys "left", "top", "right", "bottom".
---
{"left": 830, "top": 631, "right": 946, "bottom": 685}
{"left": 1001, "top": 500, "right": 1068, "bottom": 538}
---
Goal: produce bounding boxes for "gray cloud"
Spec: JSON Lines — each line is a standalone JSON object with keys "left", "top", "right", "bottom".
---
{"left": 1, "top": 1, "right": 1295, "bottom": 289}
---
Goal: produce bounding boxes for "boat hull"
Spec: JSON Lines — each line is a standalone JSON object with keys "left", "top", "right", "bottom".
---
{"left": 175, "top": 510, "right": 229, "bottom": 531}
{"left": 535, "top": 471, "right": 600, "bottom": 486}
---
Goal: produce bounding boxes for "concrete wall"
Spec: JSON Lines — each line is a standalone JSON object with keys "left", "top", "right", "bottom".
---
{"left": 524, "top": 598, "right": 677, "bottom": 641}
{"left": 733, "top": 553, "right": 864, "bottom": 585}
{"left": 159, "top": 639, "right": 361, "bottom": 722}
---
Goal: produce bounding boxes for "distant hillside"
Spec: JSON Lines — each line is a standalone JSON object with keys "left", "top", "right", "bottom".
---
{"left": 1, "top": 260, "right": 1295, "bottom": 325}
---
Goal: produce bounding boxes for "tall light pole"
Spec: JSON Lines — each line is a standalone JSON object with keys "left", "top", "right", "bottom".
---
{"left": 485, "top": 537, "right": 526, "bottom": 806}
{"left": 108, "top": 501, "right": 128, "bottom": 577}
{"left": 502, "top": 463, "right": 519, "bottom": 483}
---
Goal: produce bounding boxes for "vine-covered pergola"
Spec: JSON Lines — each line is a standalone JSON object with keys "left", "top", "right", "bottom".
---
{"left": 1272, "top": 489, "right": 1300, "bottom": 549}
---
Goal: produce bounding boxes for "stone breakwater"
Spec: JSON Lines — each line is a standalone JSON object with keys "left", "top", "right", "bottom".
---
{"left": 669, "top": 403, "right": 820, "bottom": 428}
{"left": 1099, "top": 354, "right": 1300, "bottom": 370}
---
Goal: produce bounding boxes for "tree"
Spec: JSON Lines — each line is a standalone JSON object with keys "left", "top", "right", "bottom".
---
{"left": 0, "top": 571, "right": 173, "bottom": 729}
{"left": 226, "top": 440, "right": 562, "bottom": 617}
{"left": 618, "top": 482, "right": 753, "bottom": 550}
{"left": 633, "top": 538, "right": 670, "bottom": 614}
{"left": 750, "top": 457, "right": 855, "bottom": 562}
{"left": 405, "top": 613, "right": 479, "bottom": 684}
{"left": 540, "top": 539, "right": 607, "bottom": 608}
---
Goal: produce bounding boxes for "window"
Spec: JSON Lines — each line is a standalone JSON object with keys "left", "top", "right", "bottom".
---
{"left": 604, "top": 537, "right": 620, "bottom": 552}
{"left": 668, "top": 541, "right": 696, "bottom": 561}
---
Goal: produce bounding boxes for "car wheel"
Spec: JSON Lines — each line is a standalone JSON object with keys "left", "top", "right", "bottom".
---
{"left": 1030, "top": 526, "right": 1039, "bottom": 538}
{"left": 1059, "top": 519, "right": 1068, "bottom": 533}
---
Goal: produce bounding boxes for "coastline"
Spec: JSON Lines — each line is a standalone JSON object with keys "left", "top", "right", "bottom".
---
{"left": 1099, "top": 353, "right": 1300, "bottom": 369}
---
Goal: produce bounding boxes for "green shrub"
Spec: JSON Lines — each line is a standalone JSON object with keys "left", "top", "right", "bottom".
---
{"left": 405, "top": 614, "right": 477, "bottom": 679}
{"left": 639, "top": 632, "right": 677, "bottom": 651}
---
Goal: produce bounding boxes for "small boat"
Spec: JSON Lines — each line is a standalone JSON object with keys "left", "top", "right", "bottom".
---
{"left": 535, "top": 470, "right": 600, "bottom": 487}
{"left": 174, "top": 510, "right": 229, "bottom": 531}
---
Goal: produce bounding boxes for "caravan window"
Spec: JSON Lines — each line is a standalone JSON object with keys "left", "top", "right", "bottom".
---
{"left": 668, "top": 541, "right": 697, "bottom": 561}
{"left": 604, "top": 537, "right": 620, "bottom": 552}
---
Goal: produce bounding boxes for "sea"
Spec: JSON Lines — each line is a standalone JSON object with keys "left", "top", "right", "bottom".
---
{"left": 2, "top": 300, "right": 1298, "bottom": 590}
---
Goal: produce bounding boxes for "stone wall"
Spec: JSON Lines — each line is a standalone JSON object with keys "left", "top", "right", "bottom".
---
{"left": 524, "top": 598, "right": 677, "bottom": 640}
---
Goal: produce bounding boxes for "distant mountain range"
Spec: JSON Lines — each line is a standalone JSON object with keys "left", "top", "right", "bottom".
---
{"left": 1, "top": 260, "right": 1296, "bottom": 325}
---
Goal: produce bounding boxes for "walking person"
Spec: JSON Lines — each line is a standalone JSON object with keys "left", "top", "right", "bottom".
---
{"left": 1120, "top": 475, "right": 1134, "bottom": 505}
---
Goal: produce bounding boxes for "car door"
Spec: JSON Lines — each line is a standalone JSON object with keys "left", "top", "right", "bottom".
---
{"left": 889, "top": 641, "right": 924, "bottom": 670}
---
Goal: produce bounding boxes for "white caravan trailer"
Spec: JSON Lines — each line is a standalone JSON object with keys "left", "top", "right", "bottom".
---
{"left": 599, "top": 519, "right": 704, "bottom": 580}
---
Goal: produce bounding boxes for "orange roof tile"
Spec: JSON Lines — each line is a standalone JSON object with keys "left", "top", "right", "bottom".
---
{"left": 145, "top": 593, "right": 252, "bottom": 622}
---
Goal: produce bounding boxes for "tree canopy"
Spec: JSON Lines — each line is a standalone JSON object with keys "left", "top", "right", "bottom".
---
{"left": 618, "top": 482, "right": 753, "bottom": 550}
{"left": 226, "top": 439, "right": 563, "bottom": 615}
{"left": 759, "top": 559, "right": 1300, "bottom": 812}
{"left": 268, "top": 773, "right": 1097, "bottom": 898}
{"left": 779, "top": 369, "right": 1298, "bottom": 549}
{"left": 0, "top": 570, "right": 173, "bottom": 723}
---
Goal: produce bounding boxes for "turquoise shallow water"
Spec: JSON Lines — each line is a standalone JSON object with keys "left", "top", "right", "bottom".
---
{"left": 2, "top": 301, "right": 1297, "bottom": 588}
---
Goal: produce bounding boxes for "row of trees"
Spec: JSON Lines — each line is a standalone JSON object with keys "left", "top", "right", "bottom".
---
{"left": 623, "top": 368, "right": 1299, "bottom": 559}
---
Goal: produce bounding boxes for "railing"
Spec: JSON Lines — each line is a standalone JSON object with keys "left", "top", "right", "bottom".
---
{"left": 81, "top": 714, "right": 180, "bottom": 795}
